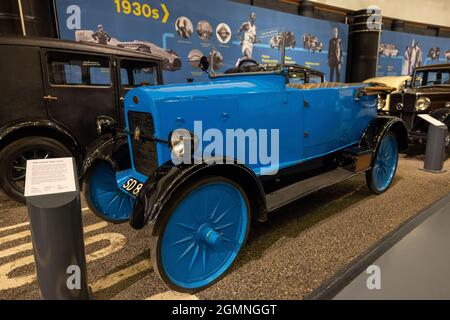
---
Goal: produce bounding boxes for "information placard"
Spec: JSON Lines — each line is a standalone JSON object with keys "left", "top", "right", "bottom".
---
{"left": 418, "top": 114, "right": 446, "bottom": 128}
{"left": 24, "top": 158, "right": 77, "bottom": 197}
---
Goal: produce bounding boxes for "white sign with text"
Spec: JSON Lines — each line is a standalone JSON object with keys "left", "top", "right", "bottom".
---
{"left": 24, "top": 158, "right": 77, "bottom": 197}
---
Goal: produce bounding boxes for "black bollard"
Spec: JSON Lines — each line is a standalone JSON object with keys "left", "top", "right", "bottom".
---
{"left": 421, "top": 115, "right": 447, "bottom": 174}
{"left": 25, "top": 158, "right": 90, "bottom": 300}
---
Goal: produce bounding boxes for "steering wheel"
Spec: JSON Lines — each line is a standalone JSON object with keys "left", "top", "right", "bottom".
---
{"left": 238, "top": 58, "right": 259, "bottom": 68}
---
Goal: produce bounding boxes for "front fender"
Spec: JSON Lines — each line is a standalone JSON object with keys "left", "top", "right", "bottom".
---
{"left": 360, "top": 116, "right": 409, "bottom": 153}
{"left": 430, "top": 108, "right": 450, "bottom": 125}
{"left": 129, "top": 160, "right": 267, "bottom": 230}
{"left": 81, "top": 132, "right": 130, "bottom": 178}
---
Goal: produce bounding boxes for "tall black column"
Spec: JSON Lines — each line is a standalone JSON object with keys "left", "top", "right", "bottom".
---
{"left": 0, "top": 0, "right": 58, "bottom": 37}
{"left": 346, "top": 8, "right": 382, "bottom": 83}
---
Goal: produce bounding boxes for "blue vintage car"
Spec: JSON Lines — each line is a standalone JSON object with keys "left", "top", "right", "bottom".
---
{"left": 83, "top": 60, "right": 407, "bottom": 292}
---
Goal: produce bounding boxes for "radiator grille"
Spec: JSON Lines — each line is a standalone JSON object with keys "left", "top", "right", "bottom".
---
{"left": 127, "top": 111, "right": 158, "bottom": 177}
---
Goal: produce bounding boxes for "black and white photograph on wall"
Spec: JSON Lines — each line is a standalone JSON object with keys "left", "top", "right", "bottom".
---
{"left": 196, "top": 20, "right": 213, "bottom": 41}
{"left": 175, "top": 16, "right": 193, "bottom": 39}
{"left": 236, "top": 12, "right": 257, "bottom": 66}
{"left": 303, "top": 33, "right": 324, "bottom": 53}
{"left": 216, "top": 23, "right": 232, "bottom": 44}
{"left": 427, "top": 47, "right": 440, "bottom": 61}
{"left": 270, "top": 31, "right": 297, "bottom": 50}
{"left": 188, "top": 48, "right": 204, "bottom": 68}
{"left": 91, "top": 24, "right": 111, "bottom": 45}
{"left": 379, "top": 43, "right": 399, "bottom": 57}
{"left": 402, "top": 39, "right": 423, "bottom": 75}
{"left": 328, "top": 27, "right": 342, "bottom": 82}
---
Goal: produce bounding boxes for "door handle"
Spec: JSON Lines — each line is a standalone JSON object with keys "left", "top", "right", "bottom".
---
{"left": 43, "top": 95, "right": 58, "bottom": 102}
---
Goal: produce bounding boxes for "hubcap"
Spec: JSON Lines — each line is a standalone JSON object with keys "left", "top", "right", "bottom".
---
{"left": 161, "top": 182, "right": 248, "bottom": 289}
{"left": 197, "top": 224, "right": 222, "bottom": 246}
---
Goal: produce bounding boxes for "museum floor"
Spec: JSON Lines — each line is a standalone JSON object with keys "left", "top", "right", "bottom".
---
{"left": 0, "top": 154, "right": 449, "bottom": 300}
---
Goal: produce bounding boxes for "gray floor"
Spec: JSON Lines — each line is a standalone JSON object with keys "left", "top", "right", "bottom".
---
{"left": 334, "top": 193, "right": 450, "bottom": 300}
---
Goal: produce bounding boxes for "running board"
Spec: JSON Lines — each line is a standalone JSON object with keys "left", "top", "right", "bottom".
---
{"left": 266, "top": 168, "right": 357, "bottom": 212}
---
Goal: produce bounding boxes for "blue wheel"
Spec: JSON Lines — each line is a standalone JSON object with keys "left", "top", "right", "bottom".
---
{"left": 85, "top": 161, "right": 135, "bottom": 223}
{"left": 366, "top": 133, "right": 399, "bottom": 194}
{"left": 151, "top": 176, "right": 250, "bottom": 292}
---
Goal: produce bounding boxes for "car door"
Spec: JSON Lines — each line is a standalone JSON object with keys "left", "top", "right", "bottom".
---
{"left": 116, "top": 57, "right": 160, "bottom": 126}
{"left": 42, "top": 49, "right": 117, "bottom": 149}
{"left": 302, "top": 87, "right": 349, "bottom": 158}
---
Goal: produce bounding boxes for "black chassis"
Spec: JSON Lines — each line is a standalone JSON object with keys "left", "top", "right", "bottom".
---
{"left": 83, "top": 116, "right": 408, "bottom": 229}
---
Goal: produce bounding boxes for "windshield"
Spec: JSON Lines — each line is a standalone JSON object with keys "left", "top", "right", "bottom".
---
{"left": 413, "top": 69, "right": 450, "bottom": 87}
{"left": 220, "top": 27, "right": 290, "bottom": 75}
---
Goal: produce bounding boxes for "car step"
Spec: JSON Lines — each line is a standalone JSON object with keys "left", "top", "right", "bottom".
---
{"left": 266, "top": 167, "right": 357, "bottom": 212}
{"left": 340, "top": 146, "right": 373, "bottom": 173}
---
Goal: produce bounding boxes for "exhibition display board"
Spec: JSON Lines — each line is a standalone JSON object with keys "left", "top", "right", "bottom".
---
{"left": 377, "top": 30, "right": 450, "bottom": 76}
{"left": 55, "top": 0, "right": 348, "bottom": 83}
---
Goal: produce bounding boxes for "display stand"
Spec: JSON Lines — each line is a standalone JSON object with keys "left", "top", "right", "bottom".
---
{"left": 419, "top": 115, "right": 447, "bottom": 174}
{"left": 25, "top": 157, "right": 90, "bottom": 300}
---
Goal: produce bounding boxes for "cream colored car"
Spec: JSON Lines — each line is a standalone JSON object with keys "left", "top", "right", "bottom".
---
{"left": 363, "top": 76, "right": 412, "bottom": 111}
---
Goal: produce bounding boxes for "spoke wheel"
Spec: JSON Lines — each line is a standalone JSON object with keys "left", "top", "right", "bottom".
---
{"left": 151, "top": 176, "right": 250, "bottom": 293}
{"left": 366, "top": 133, "right": 399, "bottom": 194}
{"left": 85, "top": 161, "right": 135, "bottom": 223}
{"left": 0, "top": 137, "right": 72, "bottom": 203}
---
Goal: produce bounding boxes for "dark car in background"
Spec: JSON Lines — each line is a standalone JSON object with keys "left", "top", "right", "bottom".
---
{"left": 389, "top": 63, "right": 450, "bottom": 152}
{"left": 0, "top": 36, "right": 164, "bottom": 202}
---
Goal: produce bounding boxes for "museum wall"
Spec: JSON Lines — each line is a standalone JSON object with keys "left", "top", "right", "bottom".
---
{"left": 310, "top": 0, "right": 450, "bottom": 28}
{"left": 56, "top": 0, "right": 349, "bottom": 83}
{"left": 2, "top": 0, "right": 449, "bottom": 83}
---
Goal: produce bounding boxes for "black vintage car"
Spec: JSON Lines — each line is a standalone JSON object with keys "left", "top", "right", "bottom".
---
{"left": 0, "top": 36, "right": 164, "bottom": 202}
{"left": 389, "top": 63, "right": 450, "bottom": 152}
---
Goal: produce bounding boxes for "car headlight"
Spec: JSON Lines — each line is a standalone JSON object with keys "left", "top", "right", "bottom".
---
{"left": 377, "top": 96, "right": 386, "bottom": 110}
{"left": 416, "top": 97, "right": 431, "bottom": 111}
{"left": 169, "top": 129, "right": 198, "bottom": 159}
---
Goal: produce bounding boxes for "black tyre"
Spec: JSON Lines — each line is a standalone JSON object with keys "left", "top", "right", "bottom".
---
{"left": 150, "top": 176, "right": 251, "bottom": 293}
{"left": 0, "top": 137, "right": 72, "bottom": 203}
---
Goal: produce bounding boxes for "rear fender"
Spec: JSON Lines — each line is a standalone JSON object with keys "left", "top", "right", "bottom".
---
{"left": 360, "top": 116, "right": 409, "bottom": 155}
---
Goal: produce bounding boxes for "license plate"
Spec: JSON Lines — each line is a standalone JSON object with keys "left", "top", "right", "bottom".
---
{"left": 121, "top": 178, "right": 144, "bottom": 196}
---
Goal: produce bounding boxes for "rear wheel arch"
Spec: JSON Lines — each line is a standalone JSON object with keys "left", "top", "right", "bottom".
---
{"left": 360, "top": 116, "right": 408, "bottom": 153}
{"left": 0, "top": 136, "right": 73, "bottom": 202}
{"left": 386, "top": 120, "right": 409, "bottom": 152}
{"left": 0, "top": 124, "right": 81, "bottom": 163}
